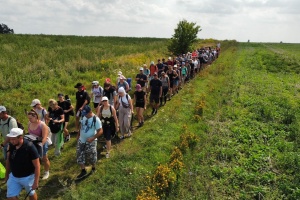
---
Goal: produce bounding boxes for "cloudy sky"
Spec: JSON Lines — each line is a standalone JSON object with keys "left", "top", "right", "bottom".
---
{"left": 1, "top": 0, "right": 299, "bottom": 43}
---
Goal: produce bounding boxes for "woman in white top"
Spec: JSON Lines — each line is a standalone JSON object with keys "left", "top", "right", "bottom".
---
{"left": 96, "top": 96, "right": 119, "bottom": 158}
{"left": 115, "top": 87, "right": 133, "bottom": 139}
{"left": 90, "top": 81, "right": 103, "bottom": 109}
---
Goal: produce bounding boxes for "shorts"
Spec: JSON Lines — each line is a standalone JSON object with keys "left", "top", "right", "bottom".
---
{"left": 93, "top": 102, "right": 100, "bottom": 109}
{"left": 7, "top": 173, "right": 36, "bottom": 198}
{"left": 135, "top": 102, "right": 145, "bottom": 108}
{"left": 42, "top": 142, "right": 49, "bottom": 156}
{"left": 103, "top": 127, "right": 113, "bottom": 141}
{"left": 76, "top": 140, "right": 97, "bottom": 165}
{"left": 173, "top": 80, "right": 179, "bottom": 86}
{"left": 150, "top": 94, "right": 160, "bottom": 104}
{"left": 64, "top": 114, "right": 70, "bottom": 123}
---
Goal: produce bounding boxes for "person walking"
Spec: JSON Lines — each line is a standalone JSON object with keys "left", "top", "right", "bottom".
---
{"left": 27, "top": 109, "right": 51, "bottom": 180}
{"left": 117, "top": 75, "right": 130, "bottom": 93}
{"left": 47, "top": 99, "right": 64, "bottom": 156}
{"left": 4, "top": 128, "right": 40, "bottom": 200}
{"left": 103, "top": 82, "right": 118, "bottom": 108}
{"left": 30, "top": 99, "right": 48, "bottom": 123}
{"left": 74, "top": 83, "right": 90, "bottom": 134}
{"left": 116, "top": 87, "right": 134, "bottom": 139}
{"left": 96, "top": 97, "right": 119, "bottom": 158}
{"left": 135, "top": 67, "right": 148, "bottom": 92}
{"left": 76, "top": 105, "right": 103, "bottom": 179}
{"left": 57, "top": 93, "right": 74, "bottom": 142}
{"left": 149, "top": 72, "right": 162, "bottom": 115}
{"left": 133, "top": 84, "right": 146, "bottom": 127}
{"left": 90, "top": 81, "right": 103, "bottom": 110}
{"left": 159, "top": 72, "right": 170, "bottom": 106}
{"left": 0, "top": 106, "right": 18, "bottom": 160}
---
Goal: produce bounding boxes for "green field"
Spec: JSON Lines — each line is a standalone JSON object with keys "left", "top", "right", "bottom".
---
{"left": 1, "top": 35, "right": 300, "bottom": 199}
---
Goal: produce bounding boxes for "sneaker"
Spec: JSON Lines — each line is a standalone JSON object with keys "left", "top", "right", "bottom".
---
{"left": 151, "top": 108, "right": 155, "bottom": 115}
{"left": 102, "top": 145, "right": 107, "bottom": 149}
{"left": 154, "top": 109, "right": 157, "bottom": 115}
{"left": 76, "top": 169, "right": 87, "bottom": 179}
{"left": 91, "top": 167, "right": 96, "bottom": 173}
{"left": 137, "top": 122, "right": 142, "bottom": 127}
{"left": 119, "top": 135, "right": 125, "bottom": 140}
{"left": 106, "top": 153, "right": 110, "bottom": 158}
{"left": 41, "top": 171, "right": 49, "bottom": 180}
{"left": 64, "top": 135, "right": 70, "bottom": 142}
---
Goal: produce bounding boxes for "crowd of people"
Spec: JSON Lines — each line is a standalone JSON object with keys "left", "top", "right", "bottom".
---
{"left": 0, "top": 44, "right": 220, "bottom": 199}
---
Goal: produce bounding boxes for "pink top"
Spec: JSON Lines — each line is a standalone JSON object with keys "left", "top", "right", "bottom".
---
{"left": 28, "top": 121, "right": 43, "bottom": 137}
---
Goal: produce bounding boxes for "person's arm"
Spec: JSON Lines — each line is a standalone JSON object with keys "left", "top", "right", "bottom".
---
{"left": 113, "top": 93, "right": 118, "bottom": 109}
{"left": 31, "top": 158, "right": 40, "bottom": 190}
{"left": 112, "top": 107, "right": 119, "bottom": 132}
{"left": 87, "top": 121, "right": 103, "bottom": 143}
{"left": 96, "top": 105, "right": 101, "bottom": 118}
{"left": 129, "top": 98, "right": 134, "bottom": 114}
{"left": 41, "top": 122, "right": 48, "bottom": 145}
{"left": 160, "top": 86, "right": 162, "bottom": 98}
{"left": 143, "top": 92, "right": 147, "bottom": 110}
{"left": 4, "top": 146, "right": 10, "bottom": 183}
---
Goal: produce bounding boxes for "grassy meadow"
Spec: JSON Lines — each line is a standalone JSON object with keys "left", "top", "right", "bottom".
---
{"left": 1, "top": 34, "right": 300, "bottom": 199}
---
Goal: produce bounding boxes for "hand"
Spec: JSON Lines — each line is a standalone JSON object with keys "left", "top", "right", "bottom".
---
{"left": 86, "top": 137, "right": 94, "bottom": 143}
{"left": 131, "top": 111, "right": 134, "bottom": 114}
{"left": 116, "top": 127, "right": 119, "bottom": 132}
{"left": 144, "top": 106, "right": 146, "bottom": 110}
{"left": 32, "top": 182, "right": 38, "bottom": 190}
{"left": 79, "top": 107, "right": 83, "bottom": 111}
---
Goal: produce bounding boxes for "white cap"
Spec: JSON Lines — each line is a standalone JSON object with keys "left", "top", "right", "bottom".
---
{"left": 118, "top": 87, "right": 125, "bottom": 93}
{"left": 102, "top": 96, "right": 109, "bottom": 101}
{"left": 7, "top": 128, "right": 23, "bottom": 137}
{"left": 139, "top": 67, "right": 144, "bottom": 71}
{"left": 92, "top": 81, "right": 99, "bottom": 85}
{"left": 0, "top": 106, "right": 6, "bottom": 113}
{"left": 117, "top": 71, "right": 122, "bottom": 76}
{"left": 30, "top": 99, "right": 41, "bottom": 107}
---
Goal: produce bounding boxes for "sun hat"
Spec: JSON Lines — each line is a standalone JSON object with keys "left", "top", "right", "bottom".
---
{"left": 30, "top": 99, "right": 41, "bottom": 107}
{"left": 119, "top": 75, "right": 126, "bottom": 80}
{"left": 118, "top": 87, "right": 125, "bottom": 93}
{"left": 117, "top": 71, "right": 122, "bottom": 76}
{"left": 7, "top": 128, "right": 23, "bottom": 137}
{"left": 74, "top": 82, "right": 83, "bottom": 88}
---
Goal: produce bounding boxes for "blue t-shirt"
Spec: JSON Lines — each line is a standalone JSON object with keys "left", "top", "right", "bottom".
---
{"left": 79, "top": 115, "right": 102, "bottom": 143}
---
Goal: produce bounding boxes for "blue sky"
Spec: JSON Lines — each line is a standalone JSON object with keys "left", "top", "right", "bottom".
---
{"left": 1, "top": 0, "right": 299, "bottom": 43}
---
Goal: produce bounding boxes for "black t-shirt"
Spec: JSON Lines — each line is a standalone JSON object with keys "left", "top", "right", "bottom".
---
{"left": 76, "top": 90, "right": 90, "bottom": 108}
{"left": 157, "top": 63, "right": 164, "bottom": 71}
{"left": 9, "top": 140, "right": 39, "bottom": 177}
{"left": 150, "top": 79, "right": 162, "bottom": 95}
{"left": 48, "top": 106, "right": 64, "bottom": 121}
{"left": 103, "top": 87, "right": 116, "bottom": 100}
{"left": 134, "top": 91, "right": 146, "bottom": 103}
{"left": 135, "top": 74, "right": 148, "bottom": 87}
{"left": 58, "top": 100, "right": 71, "bottom": 116}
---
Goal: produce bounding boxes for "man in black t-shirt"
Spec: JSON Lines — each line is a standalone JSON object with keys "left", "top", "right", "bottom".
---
{"left": 156, "top": 59, "right": 164, "bottom": 77}
{"left": 149, "top": 72, "right": 162, "bottom": 115}
{"left": 74, "top": 83, "right": 90, "bottom": 133}
{"left": 135, "top": 67, "right": 148, "bottom": 92}
{"left": 5, "top": 128, "right": 40, "bottom": 200}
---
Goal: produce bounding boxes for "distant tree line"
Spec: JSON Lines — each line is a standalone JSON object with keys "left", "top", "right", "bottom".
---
{"left": 0, "top": 23, "right": 14, "bottom": 34}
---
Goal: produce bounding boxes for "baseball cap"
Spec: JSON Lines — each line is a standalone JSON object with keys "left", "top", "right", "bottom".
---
{"left": 57, "top": 93, "right": 64, "bottom": 97}
{"left": 139, "top": 67, "right": 144, "bottom": 71}
{"left": 0, "top": 106, "right": 6, "bottom": 113}
{"left": 81, "top": 105, "right": 92, "bottom": 117}
{"left": 102, "top": 96, "right": 109, "bottom": 101}
{"left": 7, "top": 128, "right": 23, "bottom": 137}
{"left": 92, "top": 81, "right": 99, "bottom": 85}
{"left": 153, "top": 72, "right": 158, "bottom": 76}
{"left": 119, "top": 75, "right": 126, "bottom": 80}
{"left": 117, "top": 71, "right": 122, "bottom": 76}
{"left": 30, "top": 99, "right": 41, "bottom": 107}
{"left": 105, "top": 78, "right": 111, "bottom": 83}
{"left": 173, "top": 65, "right": 177, "bottom": 68}
{"left": 150, "top": 61, "right": 154, "bottom": 65}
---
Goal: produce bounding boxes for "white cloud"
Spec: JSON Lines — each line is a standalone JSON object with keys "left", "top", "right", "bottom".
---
{"left": 0, "top": 0, "right": 299, "bottom": 42}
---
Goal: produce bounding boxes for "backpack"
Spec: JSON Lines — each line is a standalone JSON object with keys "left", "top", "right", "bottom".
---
{"left": 126, "top": 78, "right": 132, "bottom": 91}
{"left": 119, "top": 94, "right": 130, "bottom": 108}
{"left": 1, "top": 117, "right": 24, "bottom": 130}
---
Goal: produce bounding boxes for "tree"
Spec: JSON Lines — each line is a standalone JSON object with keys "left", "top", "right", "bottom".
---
{"left": 168, "top": 20, "right": 201, "bottom": 55}
{"left": 0, "top": 23, "right": 14, "bottom": 34}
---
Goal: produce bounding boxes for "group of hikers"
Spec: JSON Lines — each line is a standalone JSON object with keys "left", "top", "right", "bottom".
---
{"left": 0, "top": 44, "right": 220, "bottom": 199}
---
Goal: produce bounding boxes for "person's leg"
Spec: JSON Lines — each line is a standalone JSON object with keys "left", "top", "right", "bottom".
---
{"left": 21, "top": 174, "right": 37, "bottom": 200}
{"left": 7, "top": 173, "right": 22, "bottom": 199}
{"left": 139, "top": 108, "right": 144, "bottom": 123}
{"left": 136, "top": 107, "right": 141, "bottom": 123}
{"left": 118, "top": 107, "right": 125, "bottom": 138}
{"left": 41, "top": 143, "right": 50, "bottom": 180}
